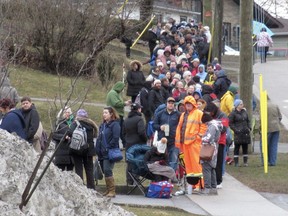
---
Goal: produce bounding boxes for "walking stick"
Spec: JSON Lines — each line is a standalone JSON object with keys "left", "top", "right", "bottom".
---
{"left": 19, "top": 131, "right": 67, "bottom": 210}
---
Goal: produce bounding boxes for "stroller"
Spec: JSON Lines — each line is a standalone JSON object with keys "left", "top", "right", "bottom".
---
{"left": 175, "top": 152, "right": 204, "bottom": 195}
{"left": 126, "top": 144, "right": 155, "bottom": 195}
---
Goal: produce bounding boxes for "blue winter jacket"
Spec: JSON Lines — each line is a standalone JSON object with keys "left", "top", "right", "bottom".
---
{"left": 0, "top": 109, "right": 27, "bottom": 140}
{"left": 153, "top": 109, "right": 180, "bottom": 147}
{"left": 96, "top": 120, "right": 120, "bottom": 160}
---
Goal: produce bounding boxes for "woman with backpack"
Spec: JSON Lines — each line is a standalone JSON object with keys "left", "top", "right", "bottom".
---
{"left": 96, "top": 107, "right": 121, "bottom": 197}
{"left": 68, "top": 109, "right": 98, "bottom": 190}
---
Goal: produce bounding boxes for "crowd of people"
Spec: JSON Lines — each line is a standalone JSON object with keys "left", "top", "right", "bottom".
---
{"left": 0, "top": 18, "right": 281, "bottom": 198}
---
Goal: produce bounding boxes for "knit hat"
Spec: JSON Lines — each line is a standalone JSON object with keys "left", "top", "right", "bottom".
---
{"left": 154, "top": 79, "right": 161, "bottom": 85}
{"left": 229, "top": 86, "right": 238, "bottom": 95}
{"left": 77, "top": 109, "right": 88, "bottom": 118}
{"left": 234, "top": 99, "right": 243, "bottom": 108}
{"left": 158, "top": 74, "right": 166, "bottom": 80}
{"left": 157, "top": 62, "right": 164, "bottom": 67}
{"left": 183, "top": 70, "right": 192, "bottom": 78}
{"left": 183, "top": 63, "right": 189, "bottom": 68}
{"left": 173, "top": 74, "right": 181, "bottom": 80}
{"left": 177, "top": 47, "right": 183, "bottom": 53}
{"left": 191, "top": 58, "right": 200, "bottom": 63}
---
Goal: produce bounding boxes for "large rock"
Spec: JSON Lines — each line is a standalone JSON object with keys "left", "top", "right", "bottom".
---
{"left": 0, "top": 129, "right": 134, "bottom": 216}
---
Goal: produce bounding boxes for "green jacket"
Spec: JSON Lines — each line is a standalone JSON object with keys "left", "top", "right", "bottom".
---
{"left": 106, "top": 81, "right": 125, "bottom": 116}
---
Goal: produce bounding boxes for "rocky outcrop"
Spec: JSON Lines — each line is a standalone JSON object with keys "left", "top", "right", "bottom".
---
{"left": 0, "top": 129, "right": 134, "bottom": 216}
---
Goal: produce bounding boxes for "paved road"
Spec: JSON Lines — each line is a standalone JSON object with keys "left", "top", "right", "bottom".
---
{"left": 253, "top": 60, "right": 288, "bottom": 129}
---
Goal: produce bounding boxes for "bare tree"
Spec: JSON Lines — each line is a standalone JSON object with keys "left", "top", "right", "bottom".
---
{"left": 0, "top": 0, "right": 144, "bottom": 76}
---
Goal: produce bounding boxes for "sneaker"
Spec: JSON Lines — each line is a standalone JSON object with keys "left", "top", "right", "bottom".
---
{"left": 174, "top": 190, "right": 185, "bottom": 196}
{"left": 243, "top": 163, "right": 248, "bottom": 167}
{"left": 216, "top": 184, "right": 223, "bottom": 189}
{"left": 200, "top": 188, "right": 210, "bottom": 196}
{"left": 210, "top": 188, "right": 218, "bottom": 195}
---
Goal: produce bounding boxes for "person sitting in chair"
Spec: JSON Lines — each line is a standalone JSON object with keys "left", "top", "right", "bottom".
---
{"left": 144, "top": 137, "right": 177, "bottom": 182}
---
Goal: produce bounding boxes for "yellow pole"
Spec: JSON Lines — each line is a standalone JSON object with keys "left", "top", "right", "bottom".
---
{"left": 116, "top": 0, "right": 129, "bottom": 15}
{"left": 130, "top": 15, "right": 155, "bottom": 48}
{"left": 259, "top": 74, "right": 268, "bottom": 173}
{"left": 208, "top": 24, "right": 214, "bottom": 64}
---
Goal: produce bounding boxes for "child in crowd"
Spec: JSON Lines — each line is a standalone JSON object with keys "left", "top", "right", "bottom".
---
{"left": 200, "top": 112, "right": 223, "bottom": 195}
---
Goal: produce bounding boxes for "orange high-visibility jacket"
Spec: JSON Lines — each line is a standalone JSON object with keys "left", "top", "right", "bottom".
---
{"left": 175, "top": 96, "right": 207, "bottom": 181}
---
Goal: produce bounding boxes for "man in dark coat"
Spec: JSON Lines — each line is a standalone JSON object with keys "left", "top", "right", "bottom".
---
{"left": 20, "top": 97, "right": 40, "bottom": 145}
{"left": 213, "top": 70, "right": 231, "bottom": 100}
{"left": 0, "top": 98, "right": 26, "bottom": 140}
{"left": 148, "top": 79, "right": 166, "bottom": 115}
{"left": 153, "top": 97, "right": 180, "bottom": 170}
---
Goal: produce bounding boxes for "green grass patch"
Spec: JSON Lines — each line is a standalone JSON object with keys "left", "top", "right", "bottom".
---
{"left": 226, "top": 153, "right": 288, "bottom": 194}
{"left": 121, "top": 205, "right": 200, "bottom": 216}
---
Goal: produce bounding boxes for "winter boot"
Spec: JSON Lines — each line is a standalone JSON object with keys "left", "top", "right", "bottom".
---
{"left": 102, "top": 177, "right": 110, "bottom": 196}
{"left": 243, "top": 155, "right": 248, "bottom": 167}
{"left": 106, "top": 176, "right": 116, "bottom": 198}
{"left": 234, "top": 157, "right": 239, "bottom": 167}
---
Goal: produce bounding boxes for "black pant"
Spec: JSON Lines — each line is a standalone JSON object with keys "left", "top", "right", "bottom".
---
{"left": 72, "top": 154, "right": 95, "bottom": 189}
{"left": 234, "top": 143, "right": 248, "bottom": 156}
{"left": 216, "top": 144, "right": 224, "bottom": 185}
{"left": 259, "top": 46, "right": 269, "bottom": 63}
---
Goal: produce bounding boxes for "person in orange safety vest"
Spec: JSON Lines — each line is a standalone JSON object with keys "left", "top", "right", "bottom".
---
{"left": 175, "top": 96, "right": 207, "bottom": 189}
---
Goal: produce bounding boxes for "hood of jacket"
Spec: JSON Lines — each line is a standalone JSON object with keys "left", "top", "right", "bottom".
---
{"left": 198, "top": 64, "right": 205, "bottom": 72}
{"left": 129, "top": 60, "right": 142, "bottom": 71}
{"left": 215, "top": 69, "right": 226, "bottom": 78}
{"left": 164, "top": 46, "right": 172, "bottom": 54}
{"left": 112, "top": 81, "right": 125, "bottom": 93}
{"left": 184, "top": 95, "right": 197, "bottom": 107}
{"left": 76, "top": 117, "right": 99, "bottom": 137}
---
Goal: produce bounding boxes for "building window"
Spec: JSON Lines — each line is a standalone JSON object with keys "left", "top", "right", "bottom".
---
{"left": 180, "top": 16, "right": 187, "bottom": 22}
{"left": 223, "top": 22, "right": 231, "bottom": 46}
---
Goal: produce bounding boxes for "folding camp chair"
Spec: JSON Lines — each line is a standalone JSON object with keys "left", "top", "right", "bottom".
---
{"left": 126, "top": 144, "right": 155, "bottom": 195}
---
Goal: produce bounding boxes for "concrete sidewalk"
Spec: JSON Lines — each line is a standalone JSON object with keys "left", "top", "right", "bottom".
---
{"left": 186, "top": 174, "right": 288, "bottom": 216}
{"left": 112, "top": 171, "right": 288, "bottom": 216}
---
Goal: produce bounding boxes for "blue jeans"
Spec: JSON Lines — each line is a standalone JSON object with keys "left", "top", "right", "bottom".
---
{"left": 100, "top": 159, "right": 115, "bottom": 177}
{"left": 167, "top": 145, "right": 179, "bottom": 171}
{"left": 259, "top": 131, "right": 279, "bottom": 166}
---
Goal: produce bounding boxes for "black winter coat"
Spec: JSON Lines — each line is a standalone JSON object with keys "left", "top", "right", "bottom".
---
{"left": 123, "top": 111, "right": 147, "bottom": 150}
{"left": 21, "top": 104, "right": 40, "bottom": 142}
{"left": 213, "top": 72, "right": 232, "bottom": 99}
{"left": 148, "top": 87, "right": 166, "bottom": 114}
{"left": 229, "top": 108, "right": 251, "bottom": 145}
{"left": 139, "top": 87, "right": 151, "bottom": 117}
{"left": 126, "top": 70, "right": 145, "bottom": 97}
{"left": 144, "top": 147, "right": 168, "bottom": 165}
{"left": 53, "top": 119, "right": 73, "bottom": 165}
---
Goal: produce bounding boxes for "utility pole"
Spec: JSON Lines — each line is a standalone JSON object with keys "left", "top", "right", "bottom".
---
{"left": 212, "top": 0, "right": 223, "bottom": 63}
{"left": 240, "top": 1, "right": 253, "bottom": 130}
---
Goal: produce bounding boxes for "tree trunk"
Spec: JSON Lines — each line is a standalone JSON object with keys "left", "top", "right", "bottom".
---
{"left": 139, "top": 0, "right": 154, "bottom": 21}
{"left": 212, "top": 0, "right": 223, "bottom": 63}
{"left": 240, "top": 0, "right": 253, "bottom": 152}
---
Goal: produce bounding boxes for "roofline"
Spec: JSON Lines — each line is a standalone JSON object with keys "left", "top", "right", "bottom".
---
{"left": 153, "top": 5, "right": 201, "bottom": 16}
{"left": 273, "top": 32, "right": 288, "bottom": 36}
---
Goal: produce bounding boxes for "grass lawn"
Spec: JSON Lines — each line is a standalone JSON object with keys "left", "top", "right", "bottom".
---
{"left": 226, "top": 153, "right": 288, "bottom": 194}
